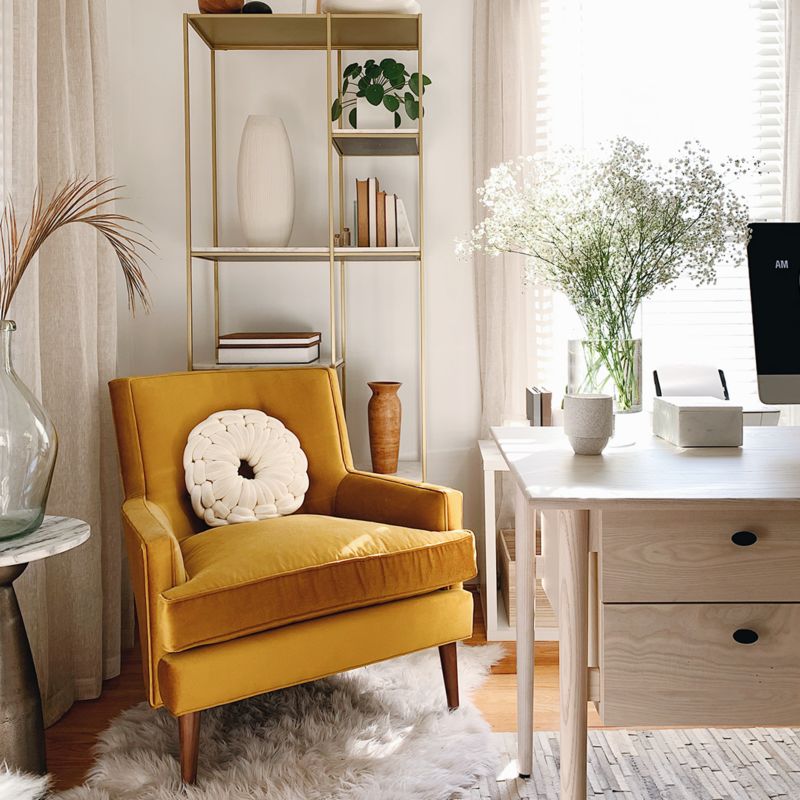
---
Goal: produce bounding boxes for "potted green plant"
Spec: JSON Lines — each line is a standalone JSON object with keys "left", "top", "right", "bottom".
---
{"left": 459, "top": 138, "right": 754, "bottom": 432}
{"left": 331, "top": 58, "right": 431, "bottom": 129}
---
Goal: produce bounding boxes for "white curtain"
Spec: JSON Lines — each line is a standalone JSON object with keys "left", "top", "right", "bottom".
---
{"left": 782, "top": 0, "right": 800, "bottom": 423}
{"left": 8, "top": 0, "right": 133, "bottom": 726}
{"left": 472, "top": 0, "right": 550, "bottom": 527}
{"left": 472, "top": 0, "right": 549, "bottom": 435}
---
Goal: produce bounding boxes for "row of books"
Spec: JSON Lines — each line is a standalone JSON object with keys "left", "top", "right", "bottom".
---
{"left": 355, "top": 177, "right": 415, "bottom": 248}
{"left": 217, "top": 332, "right": 321, "bottom": 365}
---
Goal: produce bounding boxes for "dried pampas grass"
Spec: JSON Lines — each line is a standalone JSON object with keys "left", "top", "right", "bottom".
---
{"left": 0, "top": 177, "right": 151, "bottom": 319}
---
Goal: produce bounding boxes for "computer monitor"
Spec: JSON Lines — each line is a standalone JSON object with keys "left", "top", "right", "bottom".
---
{"left": 747, "top": 222, "right": 800, "bottom": 404}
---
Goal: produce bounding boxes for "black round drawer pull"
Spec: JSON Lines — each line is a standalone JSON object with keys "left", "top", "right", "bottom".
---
{"left": 733, "top": 629, "right": 759, "bottom": 645}
{"left": 731, "top": 530, "right": 758, "bottom": 547}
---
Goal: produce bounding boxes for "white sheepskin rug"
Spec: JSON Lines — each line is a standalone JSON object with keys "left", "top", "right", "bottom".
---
{"left": 0, "top": 767, "right": 49, "bottom": 800}
{"left": 54, "top": 644, "right": 503, "bottom": 800}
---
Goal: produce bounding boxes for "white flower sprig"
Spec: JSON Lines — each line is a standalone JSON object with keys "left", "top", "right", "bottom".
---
{"left": 458, "top": 137, "right": 756, "bottom": 346}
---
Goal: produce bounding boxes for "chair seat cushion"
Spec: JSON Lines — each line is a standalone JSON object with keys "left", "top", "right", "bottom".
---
{"left": 159, "top": 515, "right": 476, "bottom": 653}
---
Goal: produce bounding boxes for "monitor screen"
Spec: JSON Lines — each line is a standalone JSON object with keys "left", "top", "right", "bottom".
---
{"left": 747, "top": 222, "right": 800, "bottom": 403}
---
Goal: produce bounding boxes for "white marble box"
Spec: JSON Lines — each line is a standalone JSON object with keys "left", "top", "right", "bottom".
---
{"left": 653, "top": 396, "right": 743, "bottom": 447}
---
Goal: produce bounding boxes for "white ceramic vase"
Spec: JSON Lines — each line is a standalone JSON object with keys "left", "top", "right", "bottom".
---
{"left": 345, "top": 97, "right": 395, "bottom": 129}
{"left": 237, "top": 115, "right": 295, "bottom": 247}
{"left": 563, "top": 393, "right": 614, "bottom": 455}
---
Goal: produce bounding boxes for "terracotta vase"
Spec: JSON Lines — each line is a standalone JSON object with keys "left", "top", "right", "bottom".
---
{"left": 367, "top": 382, "right": 401, "bottom": 474}
{"left": 198, "top": 0, "right": 243, "bottom": 13}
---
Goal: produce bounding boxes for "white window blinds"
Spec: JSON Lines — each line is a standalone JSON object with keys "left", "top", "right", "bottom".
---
{"left": 542, "top": 0, "right": 785, "bottom": 403}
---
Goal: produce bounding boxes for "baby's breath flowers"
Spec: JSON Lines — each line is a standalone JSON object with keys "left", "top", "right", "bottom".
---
{"left": 458, "top": 137, "right": 755, "bottom": 409}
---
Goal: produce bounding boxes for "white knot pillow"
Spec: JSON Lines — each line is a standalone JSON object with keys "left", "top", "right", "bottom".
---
{"left": 183, "top": 409, "right": 309, "bottom": 527}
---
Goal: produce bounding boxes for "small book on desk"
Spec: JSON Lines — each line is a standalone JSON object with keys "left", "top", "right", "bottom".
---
{"left": 526, "top": 386, "right": 553, "bottom": 426}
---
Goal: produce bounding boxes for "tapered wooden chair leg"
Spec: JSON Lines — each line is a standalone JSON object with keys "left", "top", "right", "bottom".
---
{"left": 178, "top": 711, "right": 201, "bottom": 784}
{"left": 438, "top": 642, "right": 460, "bottom": 710}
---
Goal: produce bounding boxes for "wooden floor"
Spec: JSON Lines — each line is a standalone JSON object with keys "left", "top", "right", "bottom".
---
{"left": 44, "top": 587, "right": 601, "bottom": 791}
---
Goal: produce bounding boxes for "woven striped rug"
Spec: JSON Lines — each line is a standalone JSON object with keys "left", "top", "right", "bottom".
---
{"left": 472, "top": 729, "right": 800, "bottom": 799}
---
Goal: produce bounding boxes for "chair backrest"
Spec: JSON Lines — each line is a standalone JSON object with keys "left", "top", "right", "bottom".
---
{"left": 653, "top": 364, "right": 729, "bottom": 401}
{"left": 109, "top": 368, "right": 352, "bottom": 539}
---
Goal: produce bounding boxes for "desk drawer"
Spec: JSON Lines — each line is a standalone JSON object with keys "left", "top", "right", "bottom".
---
{"left": 602, "top": 510, "right": 800, "bottom": 602}
{"left": 601, "top": 603, "right": 800, "bottom": 727}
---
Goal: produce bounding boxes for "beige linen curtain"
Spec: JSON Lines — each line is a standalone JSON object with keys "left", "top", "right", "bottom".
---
{"left": 472, "top": 0, "right": 550, "bottom": 525}
{"left": 8, "top": 0, "right": 133, "bottom": 726}
{"left": 472, "top": 0, "right": 549, "bottom": 435}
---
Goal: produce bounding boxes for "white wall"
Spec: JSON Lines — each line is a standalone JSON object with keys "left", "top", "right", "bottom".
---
{"left": 108, "top": 0, "right": 483, "bottom": 531}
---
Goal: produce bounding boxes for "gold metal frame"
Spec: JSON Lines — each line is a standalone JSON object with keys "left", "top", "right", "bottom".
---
{"left": 182, "top": 12, "right": 427, "bottom": 480}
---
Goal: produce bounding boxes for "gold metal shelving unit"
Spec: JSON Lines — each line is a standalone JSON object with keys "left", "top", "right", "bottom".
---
{"left": 182, "top": 12, "right": 427, "bottom": 480}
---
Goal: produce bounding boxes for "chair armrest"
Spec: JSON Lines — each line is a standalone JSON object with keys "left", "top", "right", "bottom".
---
{"left": 121, "top": 498, "right": 186, "bottom": 706}
{"left": 334, "top": 471, "right": 463, "bottom": 532}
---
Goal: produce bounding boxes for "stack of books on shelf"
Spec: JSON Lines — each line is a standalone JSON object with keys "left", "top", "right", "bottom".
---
{"left": 217, "top": 332, "right": 321, "bottom": 365}
{"left": 354, "top": 177, "right": 415, "bottom": 247}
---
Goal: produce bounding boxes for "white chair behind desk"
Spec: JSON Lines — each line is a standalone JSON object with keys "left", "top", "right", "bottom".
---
{"left": 653, "top": 363, "right": 780, "bottom": 426}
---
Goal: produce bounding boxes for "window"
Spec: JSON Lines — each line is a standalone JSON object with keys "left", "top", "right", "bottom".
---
{"left": 541, "top": 0, "right": 785, "bottom": 403}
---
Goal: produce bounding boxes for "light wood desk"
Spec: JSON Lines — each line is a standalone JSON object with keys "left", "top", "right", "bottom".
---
{"left": 492, "top": 426, "right": 800, "bottom": 800}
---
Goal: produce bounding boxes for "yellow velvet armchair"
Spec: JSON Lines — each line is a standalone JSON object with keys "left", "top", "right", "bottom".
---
{"left": 109, "top": 367, "right": 477, "bottom": 783}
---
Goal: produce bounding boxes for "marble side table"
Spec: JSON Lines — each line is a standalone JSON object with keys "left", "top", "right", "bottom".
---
{"left": 0, "top": 516, "right": 90, "bottom": 774}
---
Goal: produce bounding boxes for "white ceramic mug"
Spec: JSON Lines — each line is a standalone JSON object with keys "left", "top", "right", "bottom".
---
{"left": 563, "top": 394, "right": 614, "bottom": 455}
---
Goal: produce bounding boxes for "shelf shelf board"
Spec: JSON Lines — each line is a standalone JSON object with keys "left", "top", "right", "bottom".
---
{"left": 192, "top": 246, "right": 420, "bottom": 262}
{"left": 332, "top": 129, "right": 419, "bottom": 157}
{"left": 188, "top": 13, "right": 420, "bottom": 52}
{"left": 193, "top": 357, "right": 344, "bottom": 371}
{"left": 192, "top": 247, "right": 329, "bottom": 262}
{"left": 335, "top": 246, "right": 420, "bottom": 261}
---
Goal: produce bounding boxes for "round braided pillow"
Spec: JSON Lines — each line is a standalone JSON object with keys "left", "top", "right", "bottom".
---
{"left": 183, "top": 409, "right": 309, "bottom": 527}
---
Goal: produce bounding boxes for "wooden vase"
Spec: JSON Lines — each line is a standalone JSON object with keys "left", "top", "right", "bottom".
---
{"left": 367, "top": 381, "right": 402, "bottom": 474}
{"left": 198, "top": 0, "right": 243, "bottom": 13}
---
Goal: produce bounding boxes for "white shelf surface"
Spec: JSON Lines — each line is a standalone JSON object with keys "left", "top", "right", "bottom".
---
{"left": 479, "top": 439, "right": 510, "bottom": 472}
{"left": 192, "top": 246, "right": 421, "bottom": 262}
{"left": 479, "top": 585, "right": 558, "bottom": 643}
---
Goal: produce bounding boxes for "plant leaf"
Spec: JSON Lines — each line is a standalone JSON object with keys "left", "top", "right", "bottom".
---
{"left": 358, "top": 76, "right": 369, "bottom": 91}
{"left": 404, "top": 95, "right": 419, "bottom": 120}
{"left": 343, "top": 62, "right": 361, "bottom": 79}
{"left": 409, "top": 73, "right": 432, "bottom": 97}
{"left": 348, "top": 107, "right": 358, "bottom": 128}
{"left": 365, "top": 63, "right": 381, "bottom": 80}
{"left": 383, "top": 94, "right": 400, "bottom": 112}
{"left": 389, "top": 74, "right": 406, "bottom": 90}
{"left": 365, "top": 83, "right": 385, "bottom": 105}
{"left": 331, "top": 97, "right": 342, "bottom": 121}
{"left": 394, "top": 111, "right": 402, "bottom": 128}
{"left": 383, "top": 61, "right": 404, "bottom": 79}
{"left": 364, "top": 58, "right": 375, "bottom": 68}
